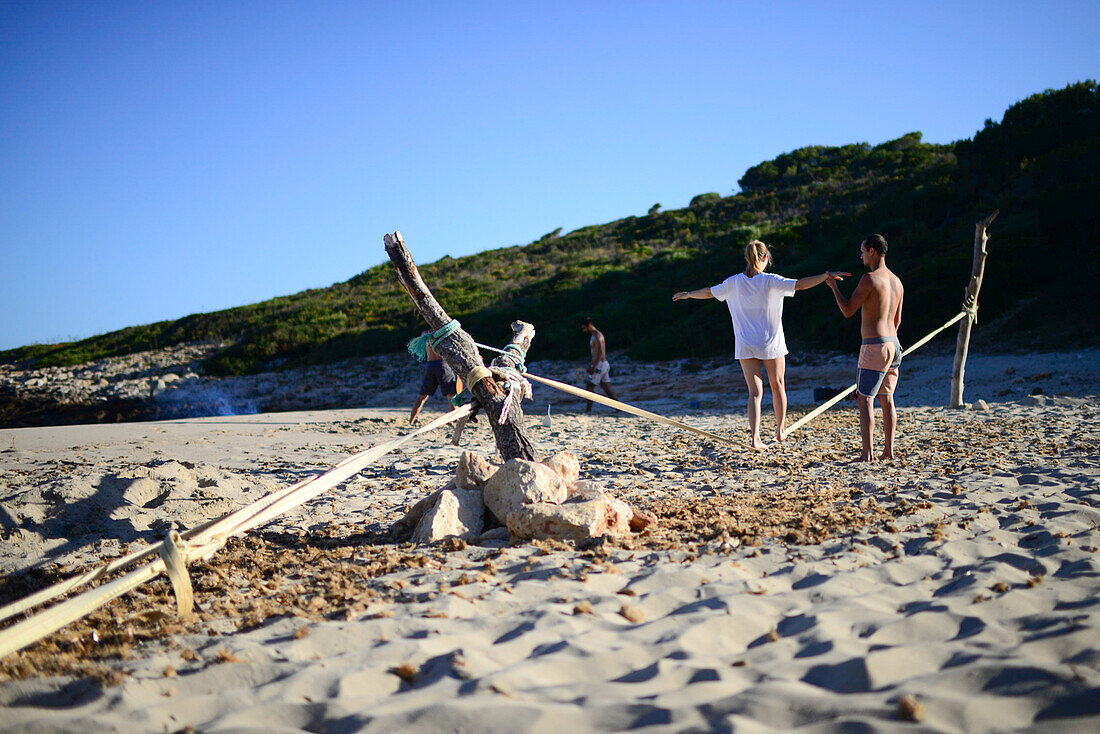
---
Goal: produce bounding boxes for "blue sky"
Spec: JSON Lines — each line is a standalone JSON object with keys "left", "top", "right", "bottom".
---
{"left": 2, "top": 1, "right": 1097, "bottom": 350}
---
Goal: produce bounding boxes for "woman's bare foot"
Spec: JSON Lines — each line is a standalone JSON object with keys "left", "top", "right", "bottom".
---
{"left": 775, "top": 428, "right": 787, "bottom": 442}
{"left": 750, "top": 437, "right": 768, "bottom": 451}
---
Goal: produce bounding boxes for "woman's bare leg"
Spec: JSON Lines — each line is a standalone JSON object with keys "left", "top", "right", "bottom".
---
{"left": 739, "top": 358, "right": 766, "bottom": 450}
{"left": 762, "top": 357, "right": 787, "bottom": 441}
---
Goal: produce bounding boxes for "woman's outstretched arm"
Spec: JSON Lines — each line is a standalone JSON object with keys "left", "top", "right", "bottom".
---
{"left": 672, "top": 287, "right": 714, "bottom": 301}
{"left": 795, "top": 271, "right": 849, "bottom": 291}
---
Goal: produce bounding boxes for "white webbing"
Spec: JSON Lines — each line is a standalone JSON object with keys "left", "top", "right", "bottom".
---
{"left": 785, "top": 311, "right": 968, "bottom": 436}
{"left": 0, "top": 405, "right": 471, "bottom": 659}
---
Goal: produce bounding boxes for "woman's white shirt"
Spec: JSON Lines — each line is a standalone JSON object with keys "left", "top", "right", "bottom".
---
{"left": 711, "top": 272, "right": 797, "bottom": 359}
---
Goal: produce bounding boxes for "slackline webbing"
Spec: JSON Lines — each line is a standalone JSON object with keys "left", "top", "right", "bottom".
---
{"left": 470, "top": 340, "right": 736, "bottom": 445}
{"left": 0, "top": 405, "right": 472, "bottom": 659}
{"left": 784, "top": 310, "right": 968, "bottom": 436}
{"left": 523, "top": 372, "right": 735, "bottom": 446}
{"left": 480, "top": 310, "right": 968, "bottom": 446}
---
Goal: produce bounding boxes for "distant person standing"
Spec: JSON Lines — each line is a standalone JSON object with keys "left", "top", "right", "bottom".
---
{"left": 581, "top": 318, "right": 619, "bottom": 411}
{"left": 826, "top": 234, "right": 904, "bottom": 461}
{"left": 673, "top": 240, "right": 846, "bottom": 450}
{"left": 409, "top": 330, "right": 463, "bottom": 424}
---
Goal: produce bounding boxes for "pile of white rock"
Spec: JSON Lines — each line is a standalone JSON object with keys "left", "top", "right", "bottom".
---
{"left": 397, "top": 451, "right": 657, "bottom": 544}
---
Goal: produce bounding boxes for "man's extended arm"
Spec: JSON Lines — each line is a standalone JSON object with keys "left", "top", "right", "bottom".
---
{"left": 672, "top": 287, "right": 714, "bottom": 301}
{"left": 795, "top": 271, "right": 849, "bottom": 291}
{"left": 827, "top": 273, "right": 870, "bottom": 318}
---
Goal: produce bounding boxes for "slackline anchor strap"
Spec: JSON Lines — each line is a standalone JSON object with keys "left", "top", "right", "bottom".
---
{"left": 784, "top": 309, "right": 971, "bottom": 437}
{"left": 158, "top": 530, "right": 195, "bottom": 619}
{"left": 0, "top": 406, "right": 473, "bottom": 659}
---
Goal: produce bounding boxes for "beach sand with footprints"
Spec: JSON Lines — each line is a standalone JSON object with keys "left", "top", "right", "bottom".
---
{"left": 1, "top": 349, "right": 1099, "bottom": 732}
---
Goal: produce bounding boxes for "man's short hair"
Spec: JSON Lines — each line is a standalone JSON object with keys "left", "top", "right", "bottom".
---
{"left": 864, "top": 234, "right": 889, "bottom": 255}
{"left": 581, "top": 317, "right": 593, "bottom": 327}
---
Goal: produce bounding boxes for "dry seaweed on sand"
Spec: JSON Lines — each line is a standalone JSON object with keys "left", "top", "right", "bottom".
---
{"left": 2, "top": 399, "right": 1093, "bottom": 682}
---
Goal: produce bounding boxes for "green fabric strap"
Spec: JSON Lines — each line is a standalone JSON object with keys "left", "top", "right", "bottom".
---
{"left": 406, "top": 320, "right": 461, "bottom": 361}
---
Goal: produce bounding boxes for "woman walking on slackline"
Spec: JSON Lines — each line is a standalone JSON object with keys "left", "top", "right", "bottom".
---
{"left": 673, "top": 240, "right": 847, "bottom": 450}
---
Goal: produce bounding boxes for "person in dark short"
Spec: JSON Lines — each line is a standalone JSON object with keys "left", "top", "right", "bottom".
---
{"left": 409, "top": 331, "right": 463, "bottom": 424}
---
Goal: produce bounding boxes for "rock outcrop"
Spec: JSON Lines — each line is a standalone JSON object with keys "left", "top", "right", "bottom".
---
{"left": 482, "top": 459, "right": 567, "bottom": 523}
{"left": 397, "top": 451, "right": 655, "bottom": 545}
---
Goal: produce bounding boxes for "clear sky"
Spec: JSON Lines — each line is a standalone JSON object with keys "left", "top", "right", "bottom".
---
{"left": 2, "top": 1, "right": 1097, "bottom": 350}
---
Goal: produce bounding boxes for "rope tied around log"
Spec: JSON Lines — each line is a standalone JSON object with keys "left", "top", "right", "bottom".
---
{"left": 962, "top": 290, "right": 980, "bottom": 323}
{"left": 491, "top": 365, "right": 532, "bottom": 423}
{"left": 465, "top": 365, "right": 494, "bottom": 387}
{"left": 406, "top": 319, "right": 462, "bottom": 361}
{"left": 473, "top": 340, "right": 531, "bottom": 423}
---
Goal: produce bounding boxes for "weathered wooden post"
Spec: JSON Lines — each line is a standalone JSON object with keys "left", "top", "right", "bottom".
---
{"left": 950, "top": 210, "right": 998, "bottom": 408}
{"left": 383, "top": 231, "right": 538, "bottom": 461}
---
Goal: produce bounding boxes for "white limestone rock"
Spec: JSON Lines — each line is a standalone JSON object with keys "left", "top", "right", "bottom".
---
{"left": 507, "top": 493, "right": 632, "bottom": 542}
{"left": 396, "top": 485, "right": 449, "bottom": 533}
{"left": 482, "top": 458, "right": 566, "bottom": 524}
{"left": 455, "top": 451, "right": 497, "bottom": 489}
{"left": 411, "top": 488, "right": 484, "bottom": 543}
{"left": 543, "top": 451, "right": 580, "bottom": 488}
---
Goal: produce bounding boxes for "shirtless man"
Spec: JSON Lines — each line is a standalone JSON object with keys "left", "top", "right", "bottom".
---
{"left": 581, "top": 318, "right": 619, "bottom": 412}
{"left": 827, "top": 234, "right": 905, "bottom": 461}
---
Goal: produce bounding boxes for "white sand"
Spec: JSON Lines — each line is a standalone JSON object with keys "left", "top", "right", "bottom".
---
{"left": 1, "top": 350, "right": 1099, "bottom": 733}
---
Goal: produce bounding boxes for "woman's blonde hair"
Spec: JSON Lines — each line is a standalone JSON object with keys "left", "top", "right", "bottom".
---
{"left": 744, "top": 240, "right": 771, "bottom": 273}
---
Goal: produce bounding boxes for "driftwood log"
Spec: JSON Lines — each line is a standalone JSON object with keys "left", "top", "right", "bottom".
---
{"left": 384, "top": 231, "right": 538, "bottom": 461}
{"left": 950, "top": 209, "right": 998, "bottom": 408}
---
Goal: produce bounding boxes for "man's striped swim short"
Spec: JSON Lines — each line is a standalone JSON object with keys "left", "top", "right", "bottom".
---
{"left": 857, "top": 336, "right": 902, "bottom": 398}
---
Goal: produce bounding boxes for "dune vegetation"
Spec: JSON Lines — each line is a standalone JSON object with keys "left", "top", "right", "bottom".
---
{"left": 4, "top": 81, "right": 1097, "bottom": 376}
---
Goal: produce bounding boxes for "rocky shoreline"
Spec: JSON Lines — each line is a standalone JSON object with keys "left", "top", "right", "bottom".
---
{"left": 0, "top": 344, "right": 433, "bottom": 428}
{"left": 0, "top": 342, "right": 748, "bottom": 429}
{"left": 5, "top": 340, "right": 1100, "bottom": 430}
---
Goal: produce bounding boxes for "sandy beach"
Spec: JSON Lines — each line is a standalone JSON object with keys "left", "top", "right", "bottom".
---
{"left": 1, "top": 348, "right": 1099, "bottom": 733}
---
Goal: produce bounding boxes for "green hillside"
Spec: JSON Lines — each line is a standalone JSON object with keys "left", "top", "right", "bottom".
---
{"left": 4, "top": 81, "right": 1098, "bottom": 374}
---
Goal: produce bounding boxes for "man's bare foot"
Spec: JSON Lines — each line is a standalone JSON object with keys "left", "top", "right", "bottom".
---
{"left": 879, "top": 450, "right": 894, "bottom": 460}
{"left": 857, "top": 452, "right": 875, "bottom": 462}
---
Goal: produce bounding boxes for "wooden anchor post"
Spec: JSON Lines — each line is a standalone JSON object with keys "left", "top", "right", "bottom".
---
{"left": 384, "top": 231, "right": 538, "bottom": 461}
{"left": 950, "top": 209, "right": 998, "bottom": 408}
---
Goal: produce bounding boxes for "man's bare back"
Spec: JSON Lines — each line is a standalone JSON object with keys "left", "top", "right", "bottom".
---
{"left": 858, "top": 267, "right": 904, "bottom": 339}
{"left": 589, "top": 330, "right": 607, "bottom": 367}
